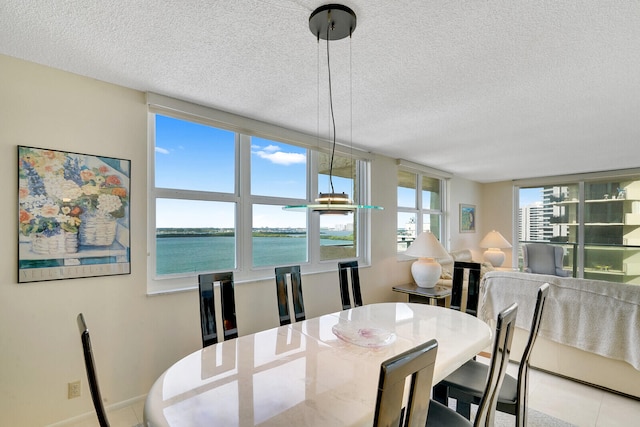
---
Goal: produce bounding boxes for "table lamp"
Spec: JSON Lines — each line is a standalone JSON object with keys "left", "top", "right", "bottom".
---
{"left": 404, "top": 231, "right": 449, "bottom": 288}
{"left": 479, "top": 230, "right": 512, "bottom": 267}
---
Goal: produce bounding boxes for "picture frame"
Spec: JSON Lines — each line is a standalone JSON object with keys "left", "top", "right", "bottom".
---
{"left": 459, "top": 203, "right": 476, "bottom": 233}
{"left": 18, "top": 146, "right": 131, "bottom": 282}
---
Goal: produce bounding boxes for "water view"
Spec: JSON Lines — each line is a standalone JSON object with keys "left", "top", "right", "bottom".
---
{"left": 156, "top": 229, "right": 353, "bottom": 275}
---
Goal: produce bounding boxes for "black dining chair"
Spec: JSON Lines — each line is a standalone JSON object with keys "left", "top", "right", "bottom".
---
{"left": 437, "top": 284, "right": 549, "bottom": 427}
{"left": 338, "top": 260, "right": 363, "bottom": 309}
{"left": 373, "top": 339, "right": 439, "bottom": 427}
{"left": 77, "top": 313, "right": 110, "bottom": 427}
{"left": 431, "top": 261, "right": 482, "bottom": 404}
{"left": 198, "top": 272, "right": 238, "bottom": 347}
{"left": 450, "top": 261, "right": 482, "bottom": 316}
{"left": 428, "top": 302, "right": 519, "bottom": 427}
{"left": 275, "top": 265, "right": 305, "bottom": 326}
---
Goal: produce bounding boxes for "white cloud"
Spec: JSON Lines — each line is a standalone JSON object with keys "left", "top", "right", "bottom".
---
{"left": 252, "top": 144, "right": 306, "bottom": 165}
{"left": 253, "top": 150, "right": 306, "bottom": 165}
{"left": 155, "top": 147, "right": 170, "bottom": 154}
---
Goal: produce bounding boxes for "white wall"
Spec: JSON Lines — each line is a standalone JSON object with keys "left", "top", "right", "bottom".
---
{"left": 0, "top": 55, "right": 489, "bottom": 426}
{"left": 448, "top": 176, "right": 484, "bottom": 259}
{"left": 444, "top": 176, "right": 517, "bottom": 266}
{"left": 481, "top": 181, "right": 516, "bottom": 267}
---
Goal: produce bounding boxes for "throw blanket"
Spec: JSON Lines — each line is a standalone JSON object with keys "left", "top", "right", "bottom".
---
{"left": 480, "top": 271, "right": 640, "bottom": 371}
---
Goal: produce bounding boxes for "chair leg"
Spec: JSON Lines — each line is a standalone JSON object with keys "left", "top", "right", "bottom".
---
{"left": 455, "top": 399, "right": 472, "bottom": 419}
{"left": 433, "top": 383, "right": 448, "bottom": 405}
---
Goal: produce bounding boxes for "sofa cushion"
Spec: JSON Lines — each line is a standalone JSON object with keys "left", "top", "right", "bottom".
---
{"left": 438, "top": 249, "right": 493, "bottom": 281}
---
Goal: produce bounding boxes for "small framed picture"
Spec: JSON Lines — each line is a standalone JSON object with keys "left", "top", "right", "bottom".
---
{"left": 460, "top": 204, "right": 476, "bottom": 233}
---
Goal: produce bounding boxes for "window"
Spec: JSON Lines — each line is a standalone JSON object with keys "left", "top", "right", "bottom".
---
{"left": 147, "top": 94, "right": 374, "bottom": 293}
{"left": 397, "top": 163, "right": 448, "bottom": 253}
{"left": 517, "top": 171, "right": 640, "bottom": 284}
{"left": 318, "top": 152, "right": 358, "bottom": 261}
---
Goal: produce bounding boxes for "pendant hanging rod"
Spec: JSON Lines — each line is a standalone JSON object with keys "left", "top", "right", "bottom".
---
{"left": 326, "top": 24, "right": 336, "bottom": 194}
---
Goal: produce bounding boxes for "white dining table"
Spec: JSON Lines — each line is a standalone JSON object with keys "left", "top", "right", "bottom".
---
{"left": 144, "top": 302, "right": 492, "bottom": 427}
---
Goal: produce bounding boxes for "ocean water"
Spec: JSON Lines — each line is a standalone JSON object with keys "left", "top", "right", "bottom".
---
{"left": 156, "top": 235, "right": 351, "bottom": 275}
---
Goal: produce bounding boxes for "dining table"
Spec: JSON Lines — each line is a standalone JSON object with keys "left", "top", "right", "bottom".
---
{"left": 143, "top": 302, "right": 492, "bottom": 427}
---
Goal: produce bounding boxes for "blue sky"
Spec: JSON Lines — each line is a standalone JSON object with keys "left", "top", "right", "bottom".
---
{"left": 519, "top": 187, "right": 543, "bottom": 208}
{"left": 154, "top": 115, "right": 352, "bottom": 228}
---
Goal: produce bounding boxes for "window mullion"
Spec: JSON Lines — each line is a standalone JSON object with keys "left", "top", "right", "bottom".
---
{"left": 147, "top": 112, "right": 159, "bottom": 282}
{"left": 238, "top": 133, "right": 251, "bottom": 273}
{"left": 577, "top": 181, "right": 585, "bottom": 278}
{"left": 416, "top": 174, "right": 423, "bottom": 233}
{"left": 154, "top": 188, "right": 238, "bottom": 203}
{"left": 308, "top": 150, "right": 320, "bottom": 264}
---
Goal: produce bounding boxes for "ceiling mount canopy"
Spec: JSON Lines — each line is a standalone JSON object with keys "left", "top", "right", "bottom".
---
{"left": 309, "top": 4, "right": 357, "bottom": 41}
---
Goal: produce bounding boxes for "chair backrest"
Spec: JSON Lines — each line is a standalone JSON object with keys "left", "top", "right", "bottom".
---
{"left": 373, "top": 339, "right": 438, "bottom": 427}
{"left": 198, "top": 272, "right": 238, "bottom": 348}
{"left": 77, "top": 313, "right": 110, "bottom": 427}
{"left": 474, "top": 302, "right": 518, "bottom": 427}
{"left": 450, "top": 261, "right": 482, "bottom": 316}
{"left": 515, "top": 283, "right": 550, "bottom": 427}
{"left": 522, "top": 243, "right": 569, "bottom": 276}
{"left": 275, "top": 265, "right": 305, "bottom": 326}
{"left": 338, "top": 260, "right": 363, "bottom": 309}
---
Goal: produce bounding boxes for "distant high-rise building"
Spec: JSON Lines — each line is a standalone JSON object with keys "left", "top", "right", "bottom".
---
{"left": 520, "top": 202, "right": 545, "bottom": 241}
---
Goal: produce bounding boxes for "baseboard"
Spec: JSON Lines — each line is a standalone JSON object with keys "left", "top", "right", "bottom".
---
{"left": 475, "top": 351, "right": 640, "bottom": 402}
{"left": 46, "top": 394, "right": 147, "bottom": 427}
{"left": 530, "top": 366, "right": 640, "bottom": 402}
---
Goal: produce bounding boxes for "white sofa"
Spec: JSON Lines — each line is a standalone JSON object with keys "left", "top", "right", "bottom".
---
{"left": 480, "top": 271, "right": 640, "bottom": 398}
{"left": 438, "top": 249, "right": 494, "bottom": 283}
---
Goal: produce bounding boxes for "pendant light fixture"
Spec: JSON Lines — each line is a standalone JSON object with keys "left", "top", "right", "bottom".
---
{"left": 284, "top": 4, "right": 382, "bottom": 215}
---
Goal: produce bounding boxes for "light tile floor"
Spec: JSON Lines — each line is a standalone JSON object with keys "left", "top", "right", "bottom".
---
{"left": 495, "top": 357, "right": 640, "bottom": 427}
{"left": 66, "top": 361, "right": 640, "bottom": 427}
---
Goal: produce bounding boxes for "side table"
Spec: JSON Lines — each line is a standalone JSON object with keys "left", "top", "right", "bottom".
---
{"left": 392, "top": 283, "right": 451, "bottom": 307}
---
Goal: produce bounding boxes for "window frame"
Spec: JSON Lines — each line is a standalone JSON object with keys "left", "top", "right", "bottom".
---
{"left": 396, "top": 160, "right": 450, "bottom": 256}
{"left": 146, "top": 93, "right": 374, "bottom": 294}
{"left": 514, "top": 168, "right": 640, "bottom": 282}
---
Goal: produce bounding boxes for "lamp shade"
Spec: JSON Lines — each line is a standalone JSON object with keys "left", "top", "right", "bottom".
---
{"left": 479, "top": 230, "right": 512, "bottom": 267}
{"left": 405, "top": 232, "right": 449, "bottom": 288}
{"left": 405, "top": 231, "right": 449, "bottom": 259}
{"left": 479, "top": 230, "right": 512, "bottom": 249}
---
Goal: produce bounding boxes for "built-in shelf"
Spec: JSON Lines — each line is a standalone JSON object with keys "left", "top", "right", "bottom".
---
{"left": 584, "top": 268, "right": 624, "bottom": 276}
{"left": 551, "top": 198, "right": 640, "bottom": 205}
{"left": 545, "top": 181, "right": 640, "bottom": 284}
{"left": 555, "top": 223, "right": 625, "bottom": 226}
{"left": 584, "top": 268, "right": 625, "bottom": 276}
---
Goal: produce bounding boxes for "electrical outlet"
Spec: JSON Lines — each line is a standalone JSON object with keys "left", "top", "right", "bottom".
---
{"left": 68, "top": 380, "right": 81, "bottom": 399}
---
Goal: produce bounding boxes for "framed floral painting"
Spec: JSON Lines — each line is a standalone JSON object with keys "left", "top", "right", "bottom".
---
{"left": 18, "top": 146, "right": 131, "bottom": 282}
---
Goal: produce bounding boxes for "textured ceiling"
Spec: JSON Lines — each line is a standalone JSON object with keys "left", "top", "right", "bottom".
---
{"left": 2, "top": 1, "right": 639, "bottom": 183}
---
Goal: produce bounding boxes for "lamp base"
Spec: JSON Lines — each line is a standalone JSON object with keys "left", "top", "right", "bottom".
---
{"left": 483, "top": 249, "right": 505, "bottom": 267}
{"left": 411, "top": 258, "right": 442, "bottom": 288}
